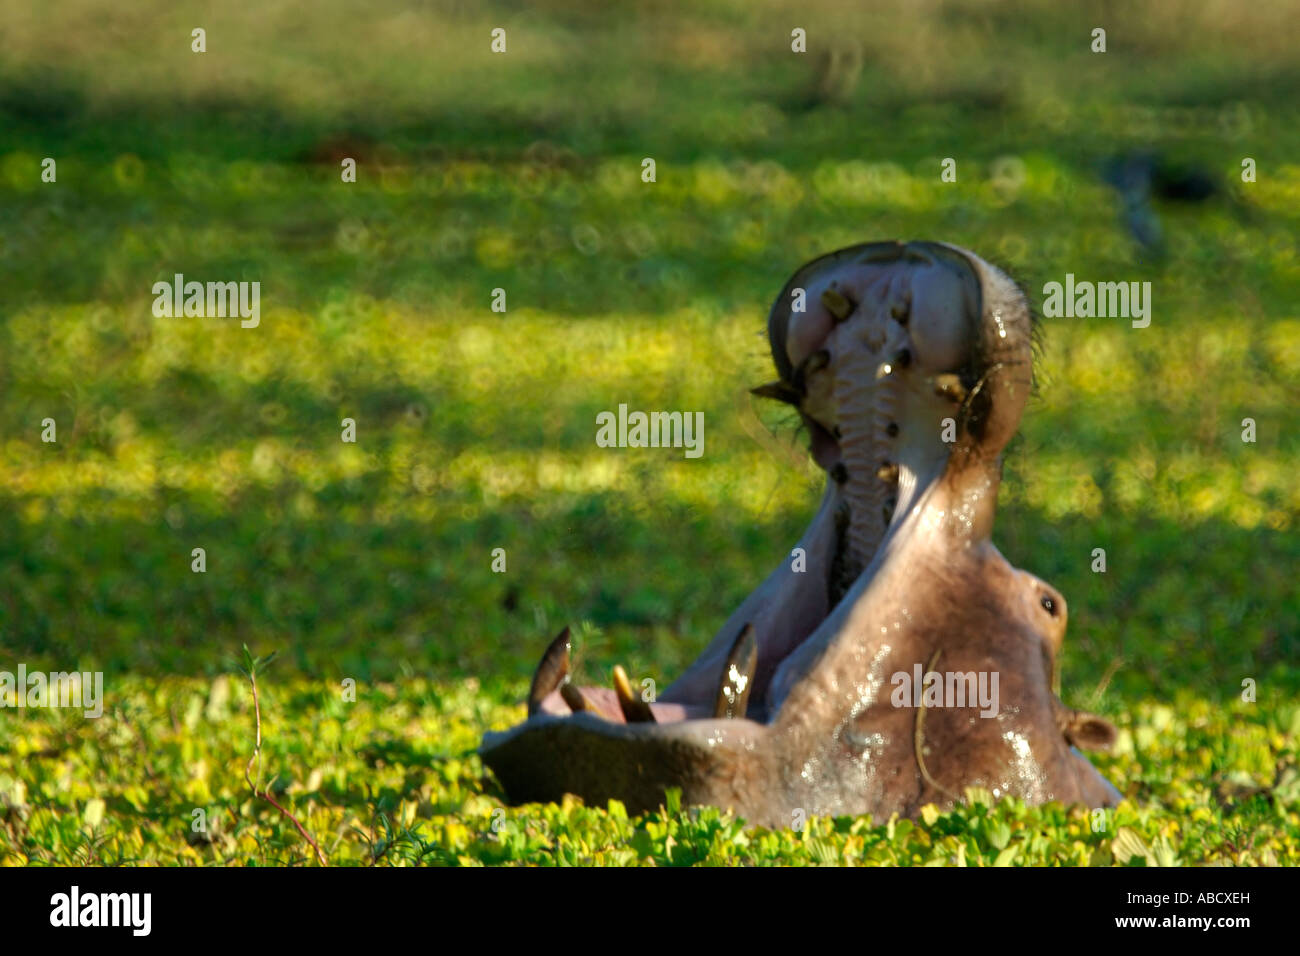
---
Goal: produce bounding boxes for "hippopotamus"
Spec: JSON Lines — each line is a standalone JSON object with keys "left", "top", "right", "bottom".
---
{"left": 480, "top": 240, "right": 1120, "bottom": 828}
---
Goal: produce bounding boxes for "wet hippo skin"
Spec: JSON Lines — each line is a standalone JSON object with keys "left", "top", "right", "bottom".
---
{"left": 480, "top": 240, "right": 1120, "bottom": 828}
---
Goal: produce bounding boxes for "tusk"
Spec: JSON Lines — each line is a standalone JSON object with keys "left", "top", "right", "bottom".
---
{"left": 612, "top": 665, "right": 656, "bottom": 723}
{"left": 713, "top": 624, "right": 758, "bottom": 719}
{"left": 820, "top": 286, "right": 854, "bottom": 321}
{"left": 932, "top": 373, "right": 968, "bottom": 404}
{"left": 528, "top": 627, "right": 572, "bottom": 717}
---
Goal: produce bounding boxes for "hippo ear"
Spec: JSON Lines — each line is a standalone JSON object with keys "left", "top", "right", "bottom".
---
{"left": 750, "top": 380, "right": 802, "bottom": 406}
{"left": 1064, "top": 711, "right": 1118, "bottom": 751}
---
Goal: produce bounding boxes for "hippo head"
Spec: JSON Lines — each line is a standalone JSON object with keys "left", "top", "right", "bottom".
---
{"left": 480, "top": 240, "right": 1120, "bottom": 828}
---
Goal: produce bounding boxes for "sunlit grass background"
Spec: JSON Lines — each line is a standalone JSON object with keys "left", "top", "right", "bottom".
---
{"left": 1, "top": 0, "right": 1297, "bottom": 864}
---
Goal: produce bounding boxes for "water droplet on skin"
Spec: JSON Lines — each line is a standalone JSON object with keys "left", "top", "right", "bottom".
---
{"left": 844, "top": 728, "right": 886, "bottom": 752}
{"left": 1002, "top": 730, "right": 1048, "bottom": 801}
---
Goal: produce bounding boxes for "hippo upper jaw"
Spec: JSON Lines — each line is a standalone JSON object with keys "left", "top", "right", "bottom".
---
{"left": 479, "top": 240, "right": 1119, "bottom": 827}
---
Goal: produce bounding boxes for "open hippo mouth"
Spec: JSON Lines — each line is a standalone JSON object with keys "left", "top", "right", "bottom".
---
{"left": 481, "top": 240, "right": 1120, "bottom": 828}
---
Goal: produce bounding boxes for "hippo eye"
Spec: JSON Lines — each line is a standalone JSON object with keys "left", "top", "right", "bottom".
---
{"left": 1040, "top": 595, "right": 1057, "bottom": 616}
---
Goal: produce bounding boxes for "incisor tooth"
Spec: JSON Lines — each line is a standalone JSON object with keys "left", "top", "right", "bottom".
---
{"left": 613, "top": 665, "right": 656, "bottom": 723}
{"left": 559, "top": 682, "right": 604, "bottom": 717}
{"left": 876, "top": 462, "right": 899, "bottom": 483}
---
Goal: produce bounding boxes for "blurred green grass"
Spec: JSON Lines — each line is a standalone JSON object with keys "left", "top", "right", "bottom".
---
{"left": 1, "top": 0, "right": 1297, "bottom": 864}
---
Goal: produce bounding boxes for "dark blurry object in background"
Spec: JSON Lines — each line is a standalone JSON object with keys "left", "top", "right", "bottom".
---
{"left": 1101, "top": 150, "right": 1220, "bottom": 259}
{"left": 815, "top": 36, "right": 863, "bottom": 108}
{"left": 782, "top": 35, "right": 864, "bottom": 113}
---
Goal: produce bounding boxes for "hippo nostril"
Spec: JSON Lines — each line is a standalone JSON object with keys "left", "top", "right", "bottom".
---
{"left": 895, "top": 348, "right": 912, "bottom": 368}
{"left": 886, "top": 422, "right": 899, "bottom": 437}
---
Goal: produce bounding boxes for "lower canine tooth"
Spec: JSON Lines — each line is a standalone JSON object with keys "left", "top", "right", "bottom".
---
{"left": 528, "top": 626, "right": 572, "bottom": 717}
{"left": 613, "top": 665, "right": 656, "bottom": 723}
{"left": 933, "top": 373, "right": 969, "bottom": 404}
{"left": 713, "top": 624, "right": 757, "bottom": 719}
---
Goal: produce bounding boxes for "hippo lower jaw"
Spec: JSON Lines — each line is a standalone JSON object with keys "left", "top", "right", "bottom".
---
{"left": 480, "top": 241, "right": 1120, "bottom": 828}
